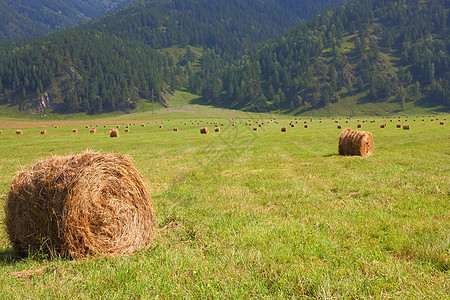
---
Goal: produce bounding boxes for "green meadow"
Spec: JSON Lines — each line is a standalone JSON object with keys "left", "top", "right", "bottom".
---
{"left": 0, "top": 102, "right": 448, "bottom": 298}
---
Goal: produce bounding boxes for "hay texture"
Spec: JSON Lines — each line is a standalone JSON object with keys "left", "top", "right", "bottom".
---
{"left": 109, "top": 129, "right": 119, "bottom": 137}
{"left": 5, "top": 152, "right": 155, "bottom": 259}
{"left": 338, "top": 128, "right": 374, "bottom": 158}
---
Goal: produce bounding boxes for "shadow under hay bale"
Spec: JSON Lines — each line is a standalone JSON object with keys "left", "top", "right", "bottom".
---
{"left": 201, "top": 127, "right": 209, "bottom": 134}
{"left": 109, "top": 129, "right": 119, "bottom": 137}
{"left": 5, "top": 152, "right": 155, "bottom": 259}
{"left": 338, "top": 128, "right": 374, "bottom": 158}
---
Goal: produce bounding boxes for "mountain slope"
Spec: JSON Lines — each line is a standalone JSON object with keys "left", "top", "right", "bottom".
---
{"left": 0, "top": 0, "right": 346, "bottom": 114}
{"left": 205, "top": 0, "right": 449, "bottom": 114}
{"left": 0, "top": 0, "right": 134, "bottom": 41}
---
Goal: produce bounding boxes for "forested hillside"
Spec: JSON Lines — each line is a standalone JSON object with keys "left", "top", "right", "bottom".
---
{"left": 0, "top": 0, "right": 134, "bottom": 41}
{"left": 203, "top": 0, "right": 449, "bottom": 112}
{"left": 0, "top": 0, "right": 345, "bottom": 114}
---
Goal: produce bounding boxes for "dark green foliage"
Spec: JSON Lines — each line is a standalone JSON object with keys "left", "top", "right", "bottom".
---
{"left": 212, "top": 0, "right": 449, "bottom": 111}
{"left": 0, "top": 0, "right": 346, "bottom": 113}
{"left": 0, "top": 0, "right": 134, "bottom": 41}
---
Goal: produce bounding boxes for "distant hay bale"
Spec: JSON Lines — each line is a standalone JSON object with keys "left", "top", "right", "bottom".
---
{"left": 396, "top": 124, "right": 402, "bottom": 128}
{"left": 16, "top": 130, "right": 23, "bottom": 135}
{"left": 0, "top": 130, "right": 2, "bottom": 134}
{"left": 440, "top": 121, "right": 444, "bottom": 125}
{"left": 173, "top": 127, "right": 179, "bottom": 132}
{"left": 281, "top": 127, "right": 287, "bottom": 132}
{"left": 304, "top": 124, "right": 309, "bottom": 128}
{"left": 104, "top": 125, "right": 107, "bottom": 128}
{"left": 109, "top": 129, "right": 119, "bottom": 137}
{"left": 357, "top": 124, "right": 362, "bottom": 128}
{"left": 159, "top": 125, "right": 163, "bottom": 128}
{"left": 90, "top": 128, "right": 96, "bottom": 134}
{"left": 40, "top": 130, "right": 48, "bottom": 135}
{"left": 380, "top": 123, "right": 386, "bottom": 128}
{"left": 290, "top": 124, "right": 295, "bottom": 127}
{"left": 337, "top": 125, "right": 342, "bottom": 129}
{"left": 215, "top": 127, "right": 220, "bottom": 132}
{"left": 402, "top": 124, "right": 410, "bottom": 130}
{"left": 54, "top": 126, "right": 58, "bottom": 129}
{"left": 116, "top": 125, "right": 120, "bottom": 128}
{"left": 253, "top": 127, "right": 258, "bottom": 131}
{"left": 141, "top": 124, "right": 145, "bottom": 127}
{"left": 5, "top": 152, "right": 155, "bottom": 259}
{"left": 338, "top": 128, "right": 374, "bottom": 158}
{"left": 86, "top": 125, "right": 89, "bottom": 128}
{"left": 72, "top": 129, "right": 78, "bottom": 133}
{"left": 125, "top": 128, "right": 130, "bottom": 133}
{"left": 200, "top": 127, "right": 209, "bottom": 134}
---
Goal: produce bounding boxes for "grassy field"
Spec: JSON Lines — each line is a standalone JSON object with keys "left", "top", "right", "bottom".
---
{"left": 0, "top": 103, "right": 449, "bottom": 298}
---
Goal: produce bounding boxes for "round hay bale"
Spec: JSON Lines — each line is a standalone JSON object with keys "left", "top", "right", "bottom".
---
{"left": 40, "top": 130, "right": 48, "bottom": 135}
{"left": 253, "top": 127, "right": 258, "bottom": 131}
{"left": 440, "top": 121, "right": 444, "bottom": 125}
{"left": 141, "top": 124, "right": 145, "bottom": 127}
{"left": 104, "top": 125, "right": 107, "bottom": 128}
{"left": 116, "top": 125, "right": 120, "bottom": 128}
{"left": 304, "top": 124, "right": 309, "bottom": 128}
{"left": 200, "top": 127, "right": 209, "bottom": 134}
{"left": 89, "top": 128, "right": 96, "bottom": 134}
{"left": 290, "top": 124, "right": 295, "bottom": 128}
{"left": 380, "top": 123, "right": 386, "bottom": 128}
{"left": 357, "top": 124, "right": 362, "bottom": 128}
{"left": 215, "top": 127, "right": 220, "bottom": 133}
{"left": 125, "top": 128, "right": 130, "bottom": 133}
{"left": 72, "top": 129, "right": 78, "bottom": 133}
{"left": 159, "top": 125, "right": 163, "bottom": 129}
{"left": 5, "top": 152, "right": 155, "bottom": 259}
{"left": 173, "top": 127, "right": 179, "bottom": 132}
{"left": 109, "top": 129, "right": 119, "bottom": 137}
{"left": 402, "top": 124, "right": 410, "bottom": 130}
{"left": 396, "top": 124, "right": 402, "bottom": 128}
{"left": 54, "top": 126, "right": 59, "bottom": 129}
{"left": 337, "top": 125, "right": 342, "bottom": 129}
{"left": 281, "top": 127, "right": 287, "bottom": 132}
{"left": 16, "top": 130, "right": 23, "bottom": 135}
{"left": 0, "top": 130, "right": 2, "bottom": 134}
{"left": 338, "top": 128, "right": 374, "bottom": 158}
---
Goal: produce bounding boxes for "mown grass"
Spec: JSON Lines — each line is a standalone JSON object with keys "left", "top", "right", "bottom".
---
{"left": 0, "top": 108, "right": 448, "bottom": 298}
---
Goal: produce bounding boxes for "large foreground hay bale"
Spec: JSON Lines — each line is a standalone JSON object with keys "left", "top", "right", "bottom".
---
{"left": 5, "top": 152, "right": 155, "bottom": 259}
{"left": 109, "top": 129, "right": 119, "bottom": 137}
{"left": 338, "top": 128, "right": 374, "bottom": 158}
